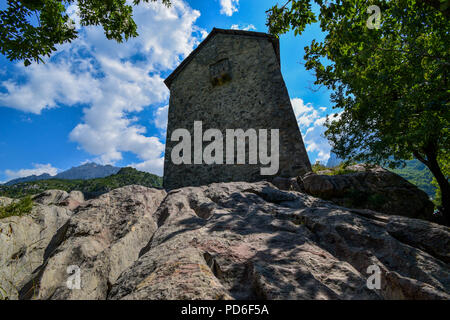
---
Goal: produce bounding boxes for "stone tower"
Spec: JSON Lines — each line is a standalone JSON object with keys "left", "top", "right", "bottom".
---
{"left": 163, "top": 28, "right": 311, "bottom": 190}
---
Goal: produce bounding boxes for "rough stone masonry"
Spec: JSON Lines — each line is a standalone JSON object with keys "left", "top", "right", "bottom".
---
{"left": 163, "top": 28, "right": 311, "bottom": 190}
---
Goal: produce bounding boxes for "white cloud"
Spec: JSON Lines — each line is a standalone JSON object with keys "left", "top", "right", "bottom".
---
{"left": 220, "top": 0, "right": 239, "bottom": 16}
{"left": 231, "top": 24, "right": 256, "bottom": 31}
{"left": 0, "top": 0, "right": 205, "bottom": 175}
{"left": 291, "top": 98, "right": 336, "bottom": 164}
{"left": 130, "top": 157, "right": 165, "bottom": 176}
{"left": 154, "top": 105, "right": 169, "bottom": 130}
{"left": 303, "top": 117, "right": 332, "bottom": 163}
{"left": 0, "top": 61, "right": 99, "bottom": 114}
{"left": 4, "top": 164, "right": 59, "bottom": 180}
{"left": 200, "top": 30, "right": 209, "bottom": 39}
{"left": 291, "top": 98, "right": 320, "bottom": 130}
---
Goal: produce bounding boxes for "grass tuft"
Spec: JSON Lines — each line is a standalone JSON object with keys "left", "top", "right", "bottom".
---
{"left": 0, "top": 196, "right": 34, "bottom": 219}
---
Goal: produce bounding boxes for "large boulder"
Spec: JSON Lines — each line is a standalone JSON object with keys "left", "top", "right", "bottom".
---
{"left": 108, "top": 182, "right": 449, "bottom": 300}
{"left": 22, "top": 185, "right": 166, "bottom": 300}
{"left": 0, "top": 202, "right": 72, "bottom": 299}
{"left": 302, "top": 165, "right": 434, "bottom": 221}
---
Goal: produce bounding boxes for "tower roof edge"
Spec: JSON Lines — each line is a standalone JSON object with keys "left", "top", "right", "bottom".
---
{"left": 164, "top": 28, "right": 280, "bottom": 89}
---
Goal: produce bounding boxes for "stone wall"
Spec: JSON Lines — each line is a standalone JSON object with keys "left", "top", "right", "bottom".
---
{"left": 163, "top": 30, "right": 311, "bottom": 190}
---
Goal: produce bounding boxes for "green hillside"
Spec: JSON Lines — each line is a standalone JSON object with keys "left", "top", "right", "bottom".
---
{"left": 0, "top": 167, "right": 163, "bottom": 200}
{"left": 391, "top": 160, "right": 436, "bottom": 199}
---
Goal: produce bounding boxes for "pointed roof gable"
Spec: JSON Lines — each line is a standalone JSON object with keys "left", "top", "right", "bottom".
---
{"left": 164, "top": 28, "right": 280, "bottom": 89}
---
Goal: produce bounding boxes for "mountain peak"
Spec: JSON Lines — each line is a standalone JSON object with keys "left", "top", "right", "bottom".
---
{"left": 79, "top": 162, "right": 100, "bottom": 168}
{"left": 4, "top": 173, "right": 53, "bottom": 186}
{"left": 4, "top": 163, "right": 122, "bottom": 186}
{"left": 55, "top": 163, "right": 121, "bottom": 180}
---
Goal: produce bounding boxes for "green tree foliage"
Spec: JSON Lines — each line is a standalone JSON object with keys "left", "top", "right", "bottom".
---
{"left": 267, "top": 0, "right": 449, "bottom": 224}
{"left": 420, "top": 0, "right": 450, "bottom": 16}
{"left": 0, "top": 167, "right": 163, "bottom": 199}
{"left": 0, "top": 0, "right": 171, "bottom": 66}
{"left": 0, "top": 196, "right": 33, "bottom": 219}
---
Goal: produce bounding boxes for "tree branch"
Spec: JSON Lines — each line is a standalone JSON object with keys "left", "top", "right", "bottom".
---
{"left": 413, "top": 150, "right": 429, "bottom": 166}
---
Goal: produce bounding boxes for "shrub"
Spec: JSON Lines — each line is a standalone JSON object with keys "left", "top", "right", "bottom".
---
{"left": 0, "top": 196, "right": 34, "bottom": 219}
{"left": 312, "top": 161, "right": 329, "bottom": 173}
{"left": 313, "top": 161, "right": 357, "bottom": 176}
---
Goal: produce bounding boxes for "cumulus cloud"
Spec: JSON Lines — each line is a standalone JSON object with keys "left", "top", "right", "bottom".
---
{"left": 4, "top": 164, "right": 59, "bottom": 180}
{"left": 130, "top": 157, "right": 165, "bottom": 176}
{"left": 291, "top": 98, "right": 337, "bottom": 164}
{"left": 0, "top": 61, "right": 99, "bottom": 114}
{"left": 291, "top": 98, "right": 321, "bottom": 131}
{"left": 230, "top": 24, "right": 256, "bottom": 31}
{"left": 303, "top": 118, "right": 332, "bottom": 163}
{"left": 0, "top": 0, "right": 205, "bottom": 174}
{"left": 154, "top": 105, "right": 169, "bottom": 130}
{"left": 220, "top": 0, "right": 239, "bottom": 16}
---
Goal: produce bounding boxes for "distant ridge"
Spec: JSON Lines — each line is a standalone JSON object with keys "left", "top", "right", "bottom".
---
{"left": 55, "top": 163, "right": 120, "bottom": 180}
{"left": 4, "top": 163, "right": 121, "bottom": 186}
{"left": 0, "top": 167, "right": 163, "bottom": 199}
{"left": 4, "top": 173, "right": 52, "bottom": 186}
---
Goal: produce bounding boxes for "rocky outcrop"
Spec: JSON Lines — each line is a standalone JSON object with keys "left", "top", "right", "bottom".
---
{"left": 108, "top": 182, "right": 449, "bottom": 300}
{"left": 301, "top": 165, "right": 434, "bottom": 221}
{"left": 22, "top": 185, "right": 166, "bottom": 300}
{"left": 272, "top": 177, "right": 304, "bottom": 192}
{"left": 0, "top": 197, "right": 13, "bottom": 207}
{"left": 2, "top": 182, "right": 448, "bottom": 300}
{"left": 32, "top": 190, "right": 85, "bottom": 211}
{"left": 0, "top": 193, "right": 74, "bottom": 299}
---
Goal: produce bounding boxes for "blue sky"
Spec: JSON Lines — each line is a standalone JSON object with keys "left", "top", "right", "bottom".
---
{"left": 0, "top": 0, "right": 335, "bottom": 182}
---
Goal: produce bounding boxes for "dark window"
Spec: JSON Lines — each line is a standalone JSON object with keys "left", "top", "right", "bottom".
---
{"left": 210, "top": 59, "right": 232, "bottom": 86}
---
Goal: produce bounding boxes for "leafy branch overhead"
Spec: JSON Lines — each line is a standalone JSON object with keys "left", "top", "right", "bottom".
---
{"left": 0, "top": 0, "right": 172, "bottom": 66}
{"left": 266, "top": 0, "right": 449, "bottom": 224}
